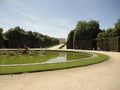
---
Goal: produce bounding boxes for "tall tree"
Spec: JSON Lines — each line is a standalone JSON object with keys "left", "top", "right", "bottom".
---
{"left": 1, "top": 26, "right": 59, "bottom": 48}
{"left": 113, "top": 19, "right": 120, "bottom": 36}
{"left": 74, "top": 21, "right": 87, "bottom": 41}
{"left": 0, "top": 28, "right": 3, "bottom": 48}
{"left": 67, "top": 30, "right": 74, "bottom": 49}
{"left": 86, "top": 20, "right": 100, "bottom": 39}
{"left": 96, "top": 19, "right": 120, "bottom": 51}
{"left": 70, "top": 20, "right": 100, "bottom": 49}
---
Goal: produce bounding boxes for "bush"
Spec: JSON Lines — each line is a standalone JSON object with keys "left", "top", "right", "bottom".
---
{"left": 97, "top": 36, "right": 120, "bottom": 52}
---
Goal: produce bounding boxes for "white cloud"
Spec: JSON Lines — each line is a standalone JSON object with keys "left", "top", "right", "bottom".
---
{"left": 0, "top": 0, "right": 74, "bottom": 38}
{"left": 20, "top": 12, "right": 39, "bottom": 21}
{"left": 6, "top": 0, "right": 33, "bottom": 11}
{"left": 23, "top": 17, "right": 74, "bottom": 38}
{"left": 27, "top": 17, "right": 74, "bottom": 38}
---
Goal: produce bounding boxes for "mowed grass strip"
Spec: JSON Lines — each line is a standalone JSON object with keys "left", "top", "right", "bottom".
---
{"left": 0, "top": 53, "right": 109, "bottom": 75}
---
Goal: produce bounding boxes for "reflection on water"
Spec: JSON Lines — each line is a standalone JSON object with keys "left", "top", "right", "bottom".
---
{"left": 0, "top": 51, "right": 91, "bottom": 65}
{"left": 44, "top": 52, "right": 66, "bottom": 63}
{"left": 44, "top": 52, "right": 90, "bottom": 63}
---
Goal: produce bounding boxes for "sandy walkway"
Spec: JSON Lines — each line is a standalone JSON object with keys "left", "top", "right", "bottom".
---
{"left": 48, "top": 44, "right": 64, "bottom": 49}
{"left": 0, "top": 49, "right": 120, "bottom": 90}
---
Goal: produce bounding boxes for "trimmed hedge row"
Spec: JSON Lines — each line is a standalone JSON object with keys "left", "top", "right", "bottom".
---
{"left": 67, "top": 30, "right": 74, "bottom": 49}
{"left": 67, "top": 41, "right": 73, "bottom": 49}
{"left": 73, "top": 39, "right": 97, "bottom": 50}
{"left": 97, "top": 36, "right": 120, "bottom": 52}
{"left": 0, "top": 27, "right": 59, "bottom": 48}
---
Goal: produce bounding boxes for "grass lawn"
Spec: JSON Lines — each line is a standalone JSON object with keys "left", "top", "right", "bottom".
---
{"left": 0, "top": 51, "right": 91, "bottom": 65}
{"left": 0, "top": 51, "right": 59, "bottom": 65}
{"left": 0, "top": 50, "right": 109, "bottom": 75}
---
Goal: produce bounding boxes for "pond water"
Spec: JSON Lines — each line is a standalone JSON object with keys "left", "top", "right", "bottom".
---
{"left": 44, "top": 56, "right": 67, "bottom": 63}
{"left": 0, "top": 51, "right": 91, "bottom": 65}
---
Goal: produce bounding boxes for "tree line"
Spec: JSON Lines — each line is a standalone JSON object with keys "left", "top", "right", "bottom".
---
{"left": 67, "top": 20, "right": 101, "bottom": 50}
{"left": 0, "top": 26, "right": 59, "bottom": 48}
{"left": 67, "top": 19, "right": 120, "bottom": 51}
{"left": 97, "top": 19, "right": 120, "bottom": 51}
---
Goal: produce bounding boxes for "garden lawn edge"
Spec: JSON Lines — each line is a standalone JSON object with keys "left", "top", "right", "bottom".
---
{"left": 0, "top": 50, "right": 109, "bottom": 75}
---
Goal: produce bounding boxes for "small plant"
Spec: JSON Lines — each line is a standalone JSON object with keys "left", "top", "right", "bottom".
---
{"left": 39, "top": 47, "right": 45, "bottom": 55}
{"left": 19, "top": 45, "right": 29, "bottom": 54}
{"left": 0, "top": 48, "right": 8, "bottom": 55}
{"left": 29, "top": 50, "right": 35, "bottom": 56}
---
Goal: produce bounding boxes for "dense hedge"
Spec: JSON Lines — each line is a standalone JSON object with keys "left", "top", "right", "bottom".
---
{"left": 74, "top": 39, "right": 96, "bottom": 50}
{"left": 67, "top": 20, "right": 100, "bottom": 50}
{"left": 67, "top": 30, "right": 74, "bottom": 49}
{"left": 97, "top": 36, "right": 120, "bottom": 52}
{"left": 67, "top": 19, "right": 120, "bottom": 52}
{"left": 0, "top": 28, "right": 3, "bottom": 48}
{"left": 0, "top": 26, "right": 59, "bottom": 48}
{"left": 96, "top": 19, "right": 120, "bottom": 52}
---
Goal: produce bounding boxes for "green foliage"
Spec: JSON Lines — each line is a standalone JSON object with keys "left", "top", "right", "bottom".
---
{"left": 67, "top": 30, "right": 74, "bottom": 49}
{"left": 74, "top": 21, "right": 87, "bottom": 40}
{"left": 86, "top": 20, "right": 101, "bottom": 39}
{"left": 74, "top": 39, "right": 93, "bottom": 49}
{"left": 67, "top": 20, "right": 101, "bottom": 50}
{"left": 97, "top": 19, "right": 120, "bottom": 52}
{"left": 97, "top": 36, "right": 120, "bottom": 52}
{"left": 113, "top": 19, "right": 120, "bottom": 36}
{"left": 1, "top": 26, "right": 59, "bottom": 48}
{"left": 0, "top": 51, "right": 109, "bottom": 75}
{"left": 0, "top": 51, "right": 59, "bottom": 65}
{"left": 74, "top": 20, "right": 100, "bottom": 40}
{"left": 67, "top": 19, "right": 120, "bottom": 52}
{"left": 0, "top": 28, "right": 3, "bottom": 48}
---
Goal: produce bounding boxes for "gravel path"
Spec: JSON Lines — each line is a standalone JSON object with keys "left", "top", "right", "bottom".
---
{"left": 0, "top": 47, "right": 120, "bottom": 90}
{"left": 48, "top": 44, "right": 64, "bottom": 49}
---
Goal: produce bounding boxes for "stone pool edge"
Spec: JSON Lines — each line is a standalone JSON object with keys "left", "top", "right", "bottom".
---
{"left": 0, "top": 49, "right": 97, "bottom": 67}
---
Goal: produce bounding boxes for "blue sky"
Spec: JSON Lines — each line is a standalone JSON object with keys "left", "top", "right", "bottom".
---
{"left": 0, "top": 0, "right": 120, "bottom": 38}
